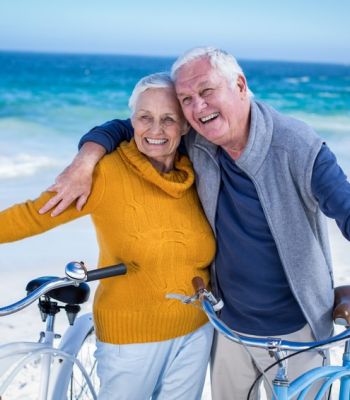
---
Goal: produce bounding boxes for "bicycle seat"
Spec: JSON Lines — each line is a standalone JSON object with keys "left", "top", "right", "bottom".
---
{"left": 333, "top": 285, "right": 350, "bottom": 326}
{"left": 26, "top": 276, "right": 90, "bottom": 304}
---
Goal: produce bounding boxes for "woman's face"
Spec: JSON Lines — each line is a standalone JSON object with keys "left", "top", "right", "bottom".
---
{"left": 132, "top": 87, "right": 187, "bottom": 172}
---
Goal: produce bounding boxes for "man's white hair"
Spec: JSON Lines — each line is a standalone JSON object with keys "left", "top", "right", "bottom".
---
{"left": 170, "top": 47, "right": 253, "bottom": 97}
{"left": 128, "top": 72, "right": 174, "bottom": 114}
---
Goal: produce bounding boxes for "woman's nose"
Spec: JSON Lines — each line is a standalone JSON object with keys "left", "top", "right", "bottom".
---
{"left": 149, "top": 120, "right": 163, "bottom": 135}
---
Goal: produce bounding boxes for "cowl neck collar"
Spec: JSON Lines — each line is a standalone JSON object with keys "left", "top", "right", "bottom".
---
{"left": 118, "top": 139, "right": 195, "bottom": 198}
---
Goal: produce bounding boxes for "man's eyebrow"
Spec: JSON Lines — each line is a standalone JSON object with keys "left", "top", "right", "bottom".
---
{"left": 176, "top": 91, "right": 189, "bottom": 98}
{"left": 134, "top": 108, "right": 150, "bottom": 113}
{"left": 176, "top": 81, "right": 214, "bottom": 97}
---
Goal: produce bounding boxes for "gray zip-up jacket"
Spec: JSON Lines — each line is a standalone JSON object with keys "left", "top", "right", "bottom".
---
{"left": 185, "top": 100, "right": 334, "bottom": 340}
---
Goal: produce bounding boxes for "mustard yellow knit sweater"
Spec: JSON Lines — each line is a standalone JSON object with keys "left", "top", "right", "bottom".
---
{"left": 0, "top": 140, "right": 216, "bottom": 344}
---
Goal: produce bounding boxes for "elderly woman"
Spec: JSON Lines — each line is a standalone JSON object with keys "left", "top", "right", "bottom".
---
{"left": 0, "top": 73, "right": 215, "bottom": 399}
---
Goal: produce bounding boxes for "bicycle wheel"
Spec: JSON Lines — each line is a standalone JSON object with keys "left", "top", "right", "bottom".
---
{"left": 0, "top": 350, "right": 51, "bottom": 400}
{"left": 67, "top": 327, "right": 99, "bottom": 400}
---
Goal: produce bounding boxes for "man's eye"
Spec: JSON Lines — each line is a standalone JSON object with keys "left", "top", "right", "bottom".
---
{"left": 182, "top": 97, "right": 191, "bottom": 105}
{"left": 202, "top": 88, "right": 213, "bottom": 97}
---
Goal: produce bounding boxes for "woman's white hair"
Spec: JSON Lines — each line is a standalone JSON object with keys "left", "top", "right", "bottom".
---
{"left": 128, "top": 72, "right": 174, "bottom": 114}
{"left": 170, "top": 46, "right": 253, "bottom": 97}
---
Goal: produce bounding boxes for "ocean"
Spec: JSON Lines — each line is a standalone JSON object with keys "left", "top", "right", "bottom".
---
{"left": 0, "top": 50, "right": 350, "bottom": 285}
{"left": 1, "top": 51, "right": 350, "bottom": 189}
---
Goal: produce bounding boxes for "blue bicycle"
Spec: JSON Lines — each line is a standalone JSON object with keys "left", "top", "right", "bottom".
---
{"left": 168, "top": 278, "right": 350, "bottom": 400}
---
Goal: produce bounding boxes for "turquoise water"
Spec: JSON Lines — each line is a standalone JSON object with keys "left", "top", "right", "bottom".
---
{"left": 1, "top": 50, "right": 350, "bottom": 201}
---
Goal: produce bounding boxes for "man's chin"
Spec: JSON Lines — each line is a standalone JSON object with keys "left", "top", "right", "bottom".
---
{"left": 197, "top": 129, "right": 225, "bottom": 145}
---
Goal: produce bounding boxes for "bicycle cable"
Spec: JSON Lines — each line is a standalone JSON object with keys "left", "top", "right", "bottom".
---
{"left": 246, "top": 332, "right": 350, "bottom": 400}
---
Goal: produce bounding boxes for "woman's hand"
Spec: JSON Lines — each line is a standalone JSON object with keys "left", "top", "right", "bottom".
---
{"left": 39, "top": 142, "right": 106, "bottom": 216}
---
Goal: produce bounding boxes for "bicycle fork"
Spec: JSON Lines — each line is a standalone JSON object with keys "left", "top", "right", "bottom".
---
{"left": 269, "top": 346, "right": 289, "bottom": 400}
{"left": 38, "top": 314, "right": 57, "bottom": 400}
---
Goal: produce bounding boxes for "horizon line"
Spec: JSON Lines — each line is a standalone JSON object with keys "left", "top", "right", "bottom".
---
{"left": 1, "top": 48, "right": 349, "bottom": 68}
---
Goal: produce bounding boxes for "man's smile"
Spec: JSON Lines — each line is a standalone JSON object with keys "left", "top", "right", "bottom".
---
{"left": 199, "top": 112, "right": 219, "bottom": 124}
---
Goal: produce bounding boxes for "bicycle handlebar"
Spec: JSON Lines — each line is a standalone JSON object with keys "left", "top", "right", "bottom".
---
{"left": 0, "top": 262, "right": 127, "bottom": 317}
{"left": 202, "top": 297, "right": 350, "bottom": 352}
{"left": 192, "top": 276, "right": 206, "bottom": 292}
{"left": 189, "top": 276, "right": 350, "bottom": 353}
{"left": 86, "top": 264, "right": 127, "bottom": 282}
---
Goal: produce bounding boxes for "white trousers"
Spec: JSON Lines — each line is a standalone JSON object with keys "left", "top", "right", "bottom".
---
{"left": 211, "top": 324, "right": 328, "bottom": 400}
{"left": 94, "top": 323, "right": 213, "bottom": 400}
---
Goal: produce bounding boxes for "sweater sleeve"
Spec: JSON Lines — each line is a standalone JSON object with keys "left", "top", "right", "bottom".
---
{"left": 311, "top": 143, "right": 350, "bottom": 240}
{"left": 0, "top": 164, "right": 106, "bottom": 243}
{"left": 78, "top": 119, "right": 134, "bottom": 153}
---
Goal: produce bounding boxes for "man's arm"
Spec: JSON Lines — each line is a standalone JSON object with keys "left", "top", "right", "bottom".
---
{"left": 78, "top": 118, "right": 134, "bottom": 153}
{"left": 40, "top": 119, "right": 134, "bottom": 216}
{"left": 312, "top": 144, "right": 350, "bottom": 239}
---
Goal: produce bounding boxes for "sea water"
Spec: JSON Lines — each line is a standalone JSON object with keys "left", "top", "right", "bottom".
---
{"left": 0, "top": 50, "right": 349, "bottom": 293}
{"left": 1, "top": 51, "right": 350, "bottom": 195}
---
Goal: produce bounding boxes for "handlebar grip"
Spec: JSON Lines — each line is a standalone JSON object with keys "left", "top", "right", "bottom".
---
{"left": 333, "top": 285, "right": 350, "bottom": 325}
{"left": 192, "top": 276, "right": 206, "bottom": 293}
{"left": 86, "top": 264, "right": 127, "bottom": 282}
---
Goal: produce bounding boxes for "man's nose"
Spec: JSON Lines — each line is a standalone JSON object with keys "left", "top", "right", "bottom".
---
{"left": 193, "top": 96, "right": 207, "bottom": 113}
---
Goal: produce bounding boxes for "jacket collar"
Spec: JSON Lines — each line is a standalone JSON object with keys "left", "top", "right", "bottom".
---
{"left": 236, "top": 100, "right": 273, "bottom": 175}
{"left": 192, "top": 100, "right": 273, "bottom": 174}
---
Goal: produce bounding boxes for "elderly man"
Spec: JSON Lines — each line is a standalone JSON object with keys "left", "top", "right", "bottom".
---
{"left": 40, "top": 47, "right": 350, "bottom": 399}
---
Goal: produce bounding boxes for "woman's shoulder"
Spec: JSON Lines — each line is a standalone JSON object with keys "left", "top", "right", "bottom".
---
{"left": 98, "top": 144, "right": 127, "bottom": 172}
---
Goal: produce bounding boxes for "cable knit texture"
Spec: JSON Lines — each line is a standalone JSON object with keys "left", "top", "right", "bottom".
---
{"left": 0, "top": 139, "right": 216, "bottom": 344}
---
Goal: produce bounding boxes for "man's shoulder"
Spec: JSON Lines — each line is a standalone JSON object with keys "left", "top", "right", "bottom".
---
{"left": 260, "top": 101, "right": 321, "bottom": 149}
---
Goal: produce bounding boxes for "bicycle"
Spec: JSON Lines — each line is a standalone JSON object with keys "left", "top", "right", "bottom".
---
{"left": 0, "top": 261, "right": 127, "bottom": 400}
{"left": 167, "top": 278, "right": 350, "bottom": 400}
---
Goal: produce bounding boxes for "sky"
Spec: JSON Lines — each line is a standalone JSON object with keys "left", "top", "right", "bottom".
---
{"left": 1, "top": 0, "right": 350, "bottom": 64}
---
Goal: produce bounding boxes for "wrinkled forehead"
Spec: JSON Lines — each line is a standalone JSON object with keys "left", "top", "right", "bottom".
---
{"left": 134, "top": 87, "right": 183, "bottom": 115}
{"left": 175, "top": 60, "right": 227, "bottom": 95}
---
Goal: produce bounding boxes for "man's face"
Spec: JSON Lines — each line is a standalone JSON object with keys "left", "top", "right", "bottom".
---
{"left": 175, "top": 57, "right": 249, "bottom": 148}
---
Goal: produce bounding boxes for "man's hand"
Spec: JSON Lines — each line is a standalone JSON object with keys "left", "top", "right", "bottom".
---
{"left": 39, "top": 142, "right": 106, "bottom": 216}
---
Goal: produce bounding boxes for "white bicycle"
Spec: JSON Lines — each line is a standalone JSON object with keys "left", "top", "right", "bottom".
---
{"left": 0, "top": 261, "right": 127, "bottom": 400}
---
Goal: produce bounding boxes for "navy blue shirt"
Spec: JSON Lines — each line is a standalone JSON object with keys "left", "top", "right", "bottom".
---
{"left": 216, "top": 148, "right": 305, "bottom": 335}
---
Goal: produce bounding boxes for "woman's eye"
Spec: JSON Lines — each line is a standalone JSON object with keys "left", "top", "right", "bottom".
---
{"left": 182, "top": 97, "right": 191, "bottom": 105}
{"left": 163, "top": 117, "right": 176, "bottom": 126}
{"left": 140, "top": 115, "right": 152, "bottom": 123}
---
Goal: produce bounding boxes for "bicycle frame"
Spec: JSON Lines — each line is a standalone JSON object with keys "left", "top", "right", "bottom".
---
{"left": 0, "top": 312, "right": 96, "bottom": 400}
{"left": 0, "top": 262, "right": 127, "bottom": 400}
{"left": 201, "top": 297, "right": 350, "bottom": 400}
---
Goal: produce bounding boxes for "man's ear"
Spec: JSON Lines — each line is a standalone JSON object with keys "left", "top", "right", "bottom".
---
{"left": 237, "top": 75, "right": 248, "bottom": 94}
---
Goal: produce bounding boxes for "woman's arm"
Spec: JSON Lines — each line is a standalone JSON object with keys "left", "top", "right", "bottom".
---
{"left": 40, "top": 119, "right": 134, "bottom": 216}
{"left": 1, "top": 164, "right": 105, "bottom": 243}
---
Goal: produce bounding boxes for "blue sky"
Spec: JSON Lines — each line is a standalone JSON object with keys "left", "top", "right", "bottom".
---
{"left": 1, "top": 0, "right": 350, "bottom": 64}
